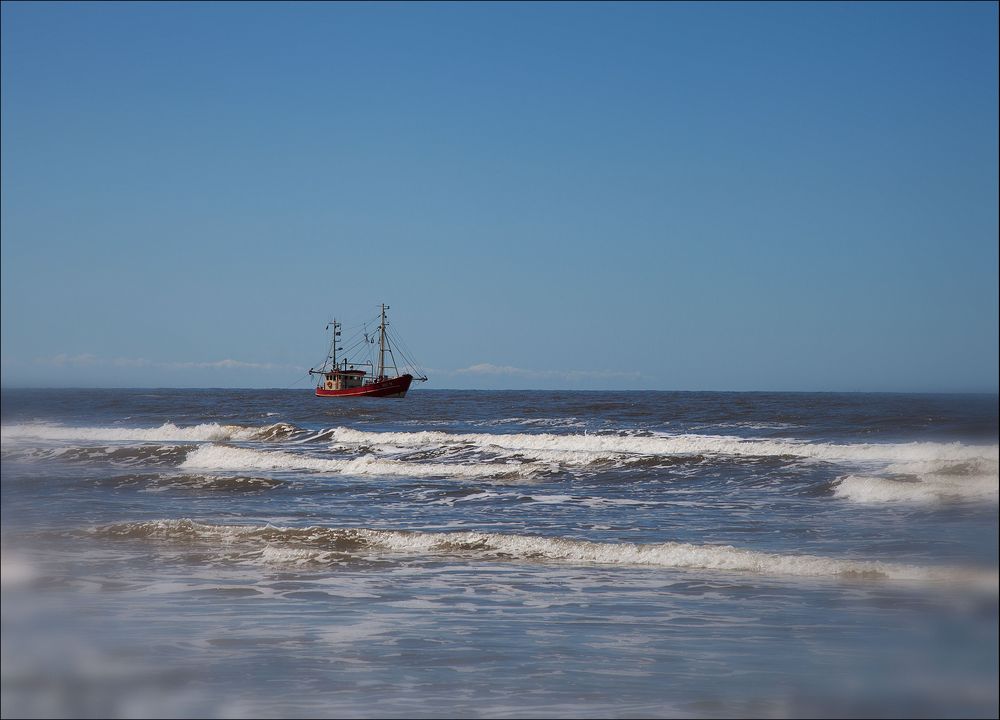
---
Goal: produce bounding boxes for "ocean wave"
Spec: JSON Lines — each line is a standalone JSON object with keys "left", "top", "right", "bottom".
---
{"left": 179, "top": 444, "right": 541, "bottom": 479}
{"left": 0, "top": 421, "right": 300, "bottom": 445}
{"left": 96, "top": 473, "right": 287, "bottom": 492}
{"left": 326, "top": 427, "right": 998, "bottom": 465}
{"left": 690, "top": 421, "right": 802, "bottom": 431}
{"left": 475, "top": 417, "right": 588, "bottom": 429}
{"left": 3, "top": 444, "right": 194, "bottom": 466}
{"left": 8, "top": 421, "right": 994, "bottom": 467}
{"left": 833, "top": 469, "right": 999, "bottom": 504}
{"left": 7, "top": 422, "right": 996, "bottom": 494}
{"left": 93, "top": 519, "right": 999, "bottom": 587}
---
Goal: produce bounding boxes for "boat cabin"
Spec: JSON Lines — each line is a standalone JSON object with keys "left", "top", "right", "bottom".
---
{"left": 323, "top": 369, "right": 366, "bottom": 391}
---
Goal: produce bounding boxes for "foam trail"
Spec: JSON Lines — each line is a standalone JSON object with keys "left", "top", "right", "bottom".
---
{"left": 180, "top": 444, "right": 536, "bottom": 479}
{"left": 98, "top": 519, "right": 999, "bottom": 589}
{"left": 328, "top": 427, "right": 998, "bottom": 464}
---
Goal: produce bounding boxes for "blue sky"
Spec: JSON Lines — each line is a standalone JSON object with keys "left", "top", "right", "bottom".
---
{"left": 2, "top": 1, "right": 997, "bottom": 391}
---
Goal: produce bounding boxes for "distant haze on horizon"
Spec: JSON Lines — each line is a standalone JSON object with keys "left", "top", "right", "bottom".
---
{"left": 2, "top": 2, "right": 997, "bottom": 393}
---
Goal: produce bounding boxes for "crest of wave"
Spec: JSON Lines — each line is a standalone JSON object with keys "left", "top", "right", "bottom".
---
{"left": 94, "top": 520, "right": 998, "bottom": 589}
{"left": 834, "top": 467, "right": 999, "bottom": 505}
{"left": 180, "top": 444, "right": 538, "bottom": 479}
{"left": 833, "top": 455, "right": 999, "bottom": 504}
{"left": 327, "top": 427, "right": 998, "bottom": 464}
{"left": 0, "top": 422, "right": 298, "bottom": 444}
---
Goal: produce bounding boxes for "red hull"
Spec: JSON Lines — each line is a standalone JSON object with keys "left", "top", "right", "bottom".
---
{"left": 315, "top": 374, "right": 414, "bottom": 398}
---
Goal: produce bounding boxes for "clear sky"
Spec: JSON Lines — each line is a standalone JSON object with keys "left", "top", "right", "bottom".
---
{"left": 2, "top": 1, "right": 997, "bottom": 391}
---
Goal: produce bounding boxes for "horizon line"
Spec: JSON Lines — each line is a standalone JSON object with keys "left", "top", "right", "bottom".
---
{"left": 1, "top": 386, "right": 997, "bottom": 396}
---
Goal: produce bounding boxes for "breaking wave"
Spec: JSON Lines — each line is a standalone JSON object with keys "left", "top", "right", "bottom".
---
{"left": 6, "top": 421, "right": 994, "bottom": 466}
{"left": 94, "top": 519, "right": 998, "bottom": 588}
{"left": 5, "top": 422, "right": 995, "bottom": 494}
{"left": 180, "top": 444, "right": 539, "bottom": 479}
{"left": 833, "top": 459, "right": 999, "bottom": 504}
{"left": 0, "top": 421, "right": 300, "bottom": 445}
{"left": 325, "top": 427, "right": 998, "bottom": 465}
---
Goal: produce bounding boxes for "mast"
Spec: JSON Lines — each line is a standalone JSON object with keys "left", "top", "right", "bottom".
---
{"left": 377, "top": 304, "right": 388, "bottom": 380}
{"left": 330, "top": 318, "right": 340, "bottom": 370}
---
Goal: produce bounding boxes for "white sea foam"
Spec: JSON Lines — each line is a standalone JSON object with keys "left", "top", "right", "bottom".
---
{"left": 327, "top": 427, "right": 998, "bottom": 465}
{"left": 834, "top": 472, "right": 999, "bottom": 504}
{"left": 0, "top": 421, "right": 295, "bottom": 445}
{"left": 515, "top": 493, "right": 667, "bottom": 508}
{"left": 429, "top": 490, "right": 505, "bottom": 506}
{"left": 520, "top": 494, "right": 576, "bottom": 505}
{"left": 99, "top": 519, "right": 999, "bottom": 588}
{"left": 258, "top": 545, "right": 344, "bottom": 565}
{"left": 831, "top": 454, "right": 999, "bottom": 504}
{"left": 180, "top": 444, "right": 535, "bottom": 479}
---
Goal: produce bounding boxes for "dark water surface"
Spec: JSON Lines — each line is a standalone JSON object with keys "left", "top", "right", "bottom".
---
{"left": 2, "top": 389, "right": 997, "bottom": 717}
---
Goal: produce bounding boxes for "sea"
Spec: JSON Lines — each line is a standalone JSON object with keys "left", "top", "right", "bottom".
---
{"left": 1, "top": 389, "right": 997, "bottom": 719}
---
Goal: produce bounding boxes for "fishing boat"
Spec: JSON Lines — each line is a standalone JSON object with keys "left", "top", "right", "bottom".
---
{"left": 309, "top": 304, "right": 427, "bottom": 398}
